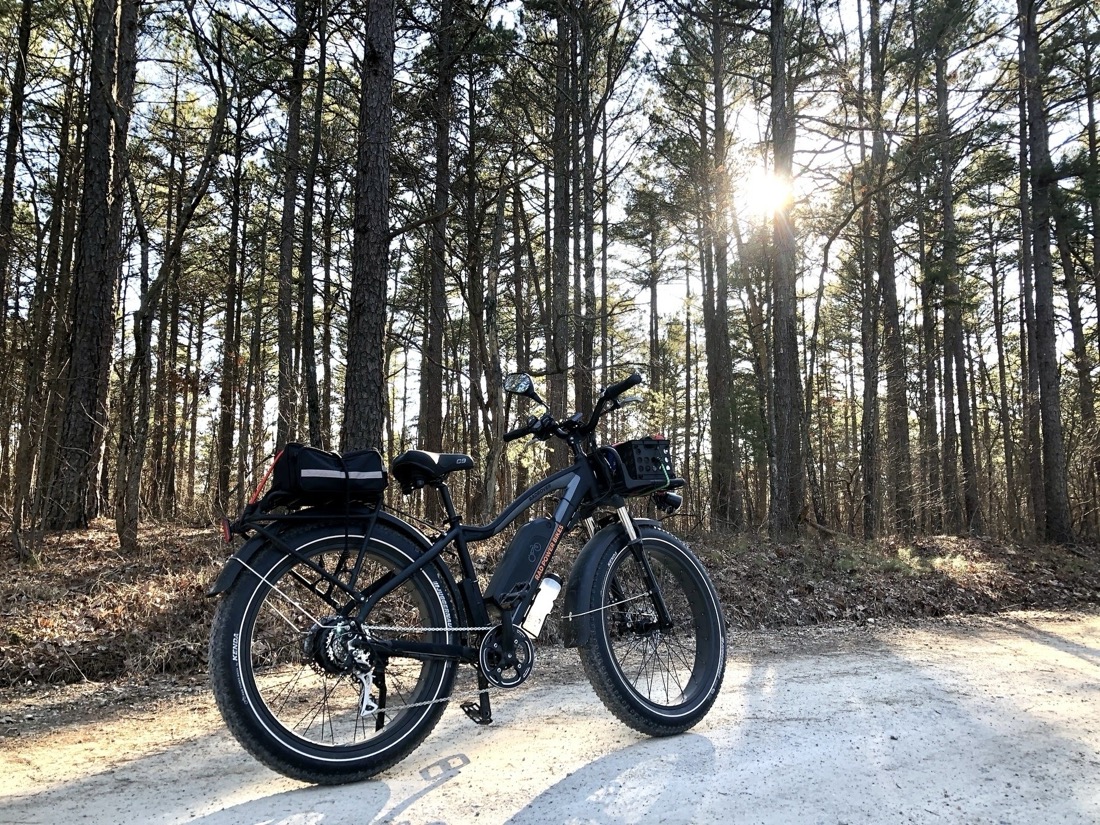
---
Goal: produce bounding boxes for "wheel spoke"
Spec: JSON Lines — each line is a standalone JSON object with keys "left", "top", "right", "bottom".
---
{"left": 233, "top": 535, "right": 455, "bottom": 751}
{"left": 600, "top": 539, "right": 718, "bottom": 711}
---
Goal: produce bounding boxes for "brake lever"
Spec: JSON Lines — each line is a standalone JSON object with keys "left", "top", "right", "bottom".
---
{"left": 533, "top": 412, "right": 557, "bottom": 441}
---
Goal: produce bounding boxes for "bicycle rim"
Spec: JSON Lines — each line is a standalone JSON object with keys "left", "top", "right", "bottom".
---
{"left": 237, "top": 533, "right": 453, "bottom": 760}
{"left": 600, "top": 540, "right": 722, "bottom": 714}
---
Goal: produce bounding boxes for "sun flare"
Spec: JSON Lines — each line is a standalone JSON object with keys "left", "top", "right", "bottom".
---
{"left": 738, "top": 167, "right": 793, "bottom": 217}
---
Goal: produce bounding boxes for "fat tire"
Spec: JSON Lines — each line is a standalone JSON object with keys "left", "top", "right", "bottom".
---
{"left": 577, "top": 526, "right": 726, "bottom": 736}
{"left": 209, "top": 523, "right": 457, "bottom": 784}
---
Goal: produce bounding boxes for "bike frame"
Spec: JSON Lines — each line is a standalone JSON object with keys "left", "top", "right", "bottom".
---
{"left": 346, "top": 439, "right": 671, "bottom": 665}
{"left": 358, "top": 459, "right": 592, "bottom": 644}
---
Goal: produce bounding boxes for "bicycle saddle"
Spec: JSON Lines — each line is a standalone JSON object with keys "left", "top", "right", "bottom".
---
{"left": 390, "top": 450, "right": 476, "bottom": 493}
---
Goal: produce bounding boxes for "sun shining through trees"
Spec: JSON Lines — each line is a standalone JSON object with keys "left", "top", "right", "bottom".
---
{"left": 736, "top": 166, "right": 794, "bottom": 218}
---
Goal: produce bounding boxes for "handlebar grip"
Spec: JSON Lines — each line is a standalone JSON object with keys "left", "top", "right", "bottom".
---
{"left": 604, "top": 372, "right": 644, "bottom": 400}
{"left": 503, "top": 424, "right": 532, "bottom": 443}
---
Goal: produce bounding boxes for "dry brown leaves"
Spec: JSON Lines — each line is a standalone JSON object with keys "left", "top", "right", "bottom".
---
{"left": 694, "top": 532, "right": 1100, "bottom": 629}
{"left": 0, "top": 521, "right": 224, "bottom": 687}
{"left": 1, "top": 520, "right": 1097, "bottom": 688}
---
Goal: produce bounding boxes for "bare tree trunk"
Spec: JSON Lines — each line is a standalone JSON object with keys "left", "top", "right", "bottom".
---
{"left": 576, "top": 0, "right": 604, "bottom": 419}
{"left": 512, "top": 173, "right": 531, "bottom": 496}
{"left": 185, "top": 297, "right": 205, "bottom": 510}
{"left": 276, "top": 1, "right": 309, "bottom": 449}
{"left": 1087, "top": 42, "right": 1100, "bottom": 380}
{"left": 480, "top": 180, "right": 509, "bottom": 518}
{"left": 989, "top": 223, "right": 1020, "bottom": 536}
{"left": 0, "top": 0, "right": 33, "bottom": 361}
{"left": 859, "top": 198, "right": 879, "bottom": 540}
{"left": 1053, "top": 196, "right": 1097, "bottom": 532}
{"left": 160, "top": 159, "right": 184, "bottom": 520}
{"left": 1021, "top": 0, "right": 1073, "bottom": 543}
{"left": 44, "top": 0, "right": 123, "bottom": 529}
{"left": 11, "top": 0, "right": 65, "bottom": 557}
{"left": 935, "top": 41, "right": 965, "bottom": 534}
{"left": 1085, "top": 37, "right": 1100, "bottom": 535}
{"left": 215, "top": 97, "right": 245, "bottom": 512}
{"left": 870, "top": 0, "right": 913, "bottom": 536}
{"left": 343, "top": 0, "right": 394, "bottom": 451}
{"left": 548, "top": 5, "right": 572, "bottom": 470}
{"left": 1017, "top": 75, "right": 1045, "bottom": 541}
{"left": 907, "top": 0, "right": 940, "bottom": 534}
{"left": 299, "top": 2, "right": 328, "bottom": 448}
{"left": 321, "top": 176, "right": 334, "bottom": 447}
{"left": 769, "top": 0, "right": 804, "bottom": 538}
{"left": 420, "top": 0, "right": 453, "bottom": 457}
{"left": 707, "top": 15, "right": 741, "bottom": 531}
{"left": 856, "top": 1, "right": 879, "bottom": 539}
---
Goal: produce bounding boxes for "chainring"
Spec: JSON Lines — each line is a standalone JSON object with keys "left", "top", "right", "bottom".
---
{"left": 478, "top": 625, "right": 535, "bottom": 688}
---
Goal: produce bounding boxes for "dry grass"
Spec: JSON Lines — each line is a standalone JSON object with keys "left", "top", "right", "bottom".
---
{"left": 1, "top": 518, "right": 1097, "bottom": 687}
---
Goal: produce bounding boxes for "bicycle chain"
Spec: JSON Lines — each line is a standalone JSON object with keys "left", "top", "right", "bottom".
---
{"left": 360, "top": 624, "right": 494, "bottom": 633}
{"left": 358, "top": 593, "right": 648, "bottom": 714}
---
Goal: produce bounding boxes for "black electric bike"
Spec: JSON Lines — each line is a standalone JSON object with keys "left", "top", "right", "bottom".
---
{"left": 208, "top": 372, "right": 726, "bottom": 785}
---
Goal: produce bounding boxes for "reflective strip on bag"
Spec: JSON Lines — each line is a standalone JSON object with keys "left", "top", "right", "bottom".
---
{"left": 300, "top": 469, "right": 385, "bottom": 480}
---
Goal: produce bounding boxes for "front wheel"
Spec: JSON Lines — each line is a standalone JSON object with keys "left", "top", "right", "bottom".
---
{"left": 208, "top": 523, "right": 457, "bottom": 784}
{"left": 577, "top": 526, "right": 726, "bottom": 735}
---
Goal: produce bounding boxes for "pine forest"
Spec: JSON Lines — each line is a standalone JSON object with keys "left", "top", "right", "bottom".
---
{"left": 1, "top": 0, "right": 1099, "bottom": 557}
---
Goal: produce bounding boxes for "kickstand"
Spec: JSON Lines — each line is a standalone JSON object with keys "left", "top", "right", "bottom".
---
{"left": 461, "top": 668, "right": 493, "bottom": 725}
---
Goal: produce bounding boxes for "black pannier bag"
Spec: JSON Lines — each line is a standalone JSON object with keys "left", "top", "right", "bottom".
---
{"left": 256, "top": 443, "right": 388, "bottom": 510}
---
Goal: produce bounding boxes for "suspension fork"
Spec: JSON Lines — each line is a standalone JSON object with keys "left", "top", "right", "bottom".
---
{"left": 615, "top": 506, "right": 674, "bottom": 630}
{"left": 583, "top": 516, "right": 598, "bottom": 540}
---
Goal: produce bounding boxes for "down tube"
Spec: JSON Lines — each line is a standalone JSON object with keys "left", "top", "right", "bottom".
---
{"left": 356, "top": 468, "right": 582, "bottom": 621}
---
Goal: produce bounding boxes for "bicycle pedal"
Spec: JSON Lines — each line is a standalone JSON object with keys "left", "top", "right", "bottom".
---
{"left": 461, "top": 700, "right": 492, "bottom": 725}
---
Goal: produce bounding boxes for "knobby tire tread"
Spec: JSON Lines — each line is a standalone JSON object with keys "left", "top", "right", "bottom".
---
{"left": 577, "top": 527, "right": 726, "bottom": 737}
{"left": 208, "top": 525, "right": 457, "bottom": 785}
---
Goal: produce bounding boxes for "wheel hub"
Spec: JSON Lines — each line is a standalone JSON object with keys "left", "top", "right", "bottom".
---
{"left": 304, "top": 616, "right": 358, "bottom": 674}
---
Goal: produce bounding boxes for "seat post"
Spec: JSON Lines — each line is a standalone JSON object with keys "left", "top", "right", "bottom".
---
{"left": 434, "top": 480, "right": 462, "bottom": 527}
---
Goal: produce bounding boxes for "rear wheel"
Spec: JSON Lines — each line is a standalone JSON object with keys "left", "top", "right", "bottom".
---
{"left": 578, "top": 526, "right": 726, "bottom": 735}
{"left": 209, "top": 524, "right": 457, "bottom": 784}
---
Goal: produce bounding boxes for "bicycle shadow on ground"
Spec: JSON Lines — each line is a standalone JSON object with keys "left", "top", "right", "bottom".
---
{"left": 0, "top": 725, "right": 389, "bottom": 825}
{"left": 505, "top": 733, "right": 717, "bottom": 825}
{"left": 186, "top": 751, "right": 472, "bottom": 825}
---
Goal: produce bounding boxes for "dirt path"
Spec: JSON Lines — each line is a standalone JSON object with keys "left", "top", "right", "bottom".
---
{"left": 2, "top": 611, "right": 1098, "bottom": 824}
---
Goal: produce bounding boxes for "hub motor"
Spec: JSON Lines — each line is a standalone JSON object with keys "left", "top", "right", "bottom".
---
{"left": 304, "top": 617, "right": 356, "bottom": 674}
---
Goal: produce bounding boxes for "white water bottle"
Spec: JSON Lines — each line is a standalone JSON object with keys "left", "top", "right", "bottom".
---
{"left": 521, "top": 575, "right": 562, "bottom": 638}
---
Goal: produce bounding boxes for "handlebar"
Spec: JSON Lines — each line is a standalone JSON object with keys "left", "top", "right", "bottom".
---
{"left": 504, "top": 373, "right": 645, "bottom": 446}
{"left": 602, "top": 371, "right": 643, "bottom": 401}
{"left": 503, "top": 419, "right": 535, "bottom": 443}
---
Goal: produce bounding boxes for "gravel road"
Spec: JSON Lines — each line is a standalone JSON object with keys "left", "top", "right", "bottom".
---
{"left": 2, "top": 611, "right": 1098, "bottom": 824}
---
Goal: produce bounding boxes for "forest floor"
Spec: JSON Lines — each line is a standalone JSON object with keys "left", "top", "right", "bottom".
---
{"left": 0, "top": 516, "right": 1097, "bottom": 738}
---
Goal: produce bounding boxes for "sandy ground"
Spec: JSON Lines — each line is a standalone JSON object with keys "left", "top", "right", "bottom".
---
{"left": 1, "top": 611, "right": 1098, "bottom": 824}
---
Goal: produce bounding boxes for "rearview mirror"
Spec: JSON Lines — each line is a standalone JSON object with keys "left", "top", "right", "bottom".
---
{"left": 503, "top": 373, "right": 533, "bottom": 394}
{"left": 503, "top": 372, "right": 546, "bottom": 407}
